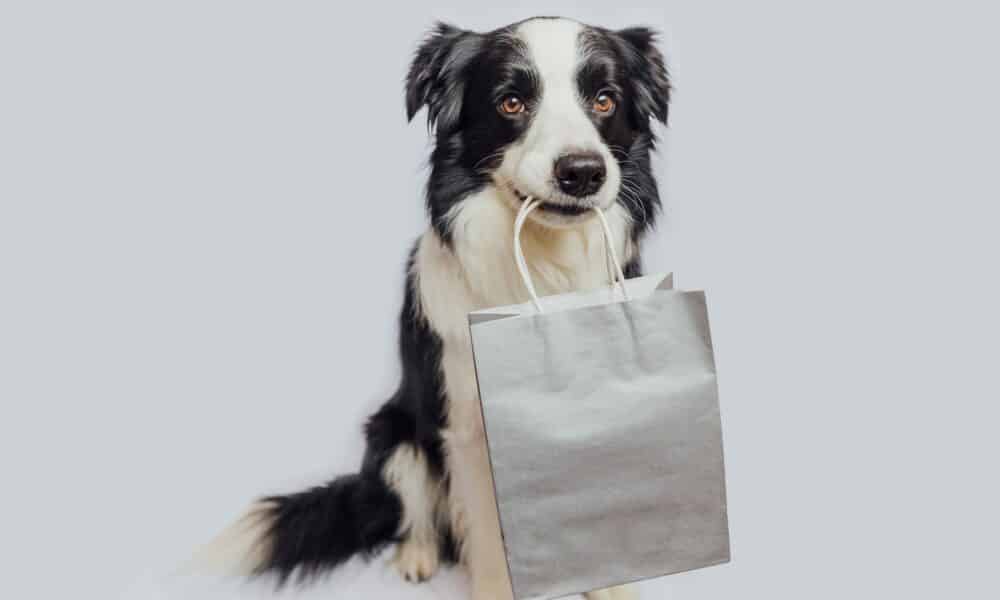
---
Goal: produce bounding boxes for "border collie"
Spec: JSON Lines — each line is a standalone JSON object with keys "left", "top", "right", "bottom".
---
{"left": 205, "top": 16, "right": 670, "bottom": 600}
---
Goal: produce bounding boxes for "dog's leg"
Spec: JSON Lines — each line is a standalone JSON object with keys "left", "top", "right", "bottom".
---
{"left": 435, "top": 328, "right": 515, "bottom": 600}
{"left": 447, "top": 434, "right": 514, "bottom": 600}
{"left": 585, "top": 584, "right": 640, "bottom": 600}
{"left": 382, "top": 443, "right": 443, "bottom": 583}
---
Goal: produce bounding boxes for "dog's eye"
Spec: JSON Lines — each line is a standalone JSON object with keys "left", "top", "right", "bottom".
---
{"left": 499, "top": 95, "right": 526, "bottom": 115}
{"left": 593, "top": 92, "right": 616, "bottom": 114}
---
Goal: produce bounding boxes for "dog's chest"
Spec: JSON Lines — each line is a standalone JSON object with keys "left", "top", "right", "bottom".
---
{"left": 414, "top": 191, "right": 631, "bottom": 443}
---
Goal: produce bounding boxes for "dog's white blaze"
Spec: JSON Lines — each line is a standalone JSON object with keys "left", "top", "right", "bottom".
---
{"left": 495, "top": 18, "right": 622, "bottom": 219}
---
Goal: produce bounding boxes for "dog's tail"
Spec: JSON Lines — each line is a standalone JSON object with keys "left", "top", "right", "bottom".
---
{"left": 192, "top": 472, "right": 402, "bottom": 583}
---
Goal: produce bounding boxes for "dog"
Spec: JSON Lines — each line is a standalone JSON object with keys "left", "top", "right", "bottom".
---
{"left": 202, "top": 16, "right": 670, "bottom": 600}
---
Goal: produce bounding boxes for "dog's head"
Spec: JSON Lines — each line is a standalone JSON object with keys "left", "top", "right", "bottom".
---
{"left": 406, "top": 17, "right": 670, "bottom": 230}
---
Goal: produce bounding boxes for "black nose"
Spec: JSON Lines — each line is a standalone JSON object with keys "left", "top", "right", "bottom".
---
{"left": 554, "top": 152, "right": 607, "bottom": 197}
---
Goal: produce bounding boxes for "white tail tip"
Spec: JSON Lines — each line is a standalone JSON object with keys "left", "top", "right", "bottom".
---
{"left": 183, "top": 501, "right": 276, "bottom": 576}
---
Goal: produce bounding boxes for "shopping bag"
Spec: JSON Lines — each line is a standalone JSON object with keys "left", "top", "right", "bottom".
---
{"left": 468, "top": 198, "right": 730, "bottom": 599}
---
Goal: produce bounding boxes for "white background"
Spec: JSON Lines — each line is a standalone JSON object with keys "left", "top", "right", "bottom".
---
{"left": 2, "top": 1, "right": 998, "bottom": 599}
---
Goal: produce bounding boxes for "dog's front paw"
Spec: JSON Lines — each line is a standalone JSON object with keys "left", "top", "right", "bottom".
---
{"left": 392, "top": 538, "right": 439, "bottom": 583}
{"left": 585, "top": 583, "right": 639, "bottom": 600}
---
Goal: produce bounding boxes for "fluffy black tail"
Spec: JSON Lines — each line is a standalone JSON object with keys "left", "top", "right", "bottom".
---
{"left": 196, "top": 472, "right": 402, "bottom": 584}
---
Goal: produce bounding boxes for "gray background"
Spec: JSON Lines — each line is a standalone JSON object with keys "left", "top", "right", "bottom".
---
{"left": 1, "top": 1, "right": 997, "bottom": 599}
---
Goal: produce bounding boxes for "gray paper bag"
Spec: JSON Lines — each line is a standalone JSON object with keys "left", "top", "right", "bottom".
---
{"left": 468, "top": 199, "right": 730, "bottom": 600}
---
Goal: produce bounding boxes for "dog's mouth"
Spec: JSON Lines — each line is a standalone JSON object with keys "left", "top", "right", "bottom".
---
{"left": 511, "top": 187, "right": 592, "bottom": 217}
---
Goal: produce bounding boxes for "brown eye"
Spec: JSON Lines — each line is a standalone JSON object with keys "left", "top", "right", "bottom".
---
{"left": 593, "top": 92, "right": 616, "bottom": 114}
{"left": 499, "top": 95, "right": 525, "bottom": 115}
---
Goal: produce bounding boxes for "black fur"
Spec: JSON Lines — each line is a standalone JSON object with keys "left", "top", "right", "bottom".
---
{"left": 257, "top": 474, "right": 401, "bottom": 584}
{"left": 252, "top": 250, "right": 458, "bottom": 583}
{"left": 245, "top": 17, "right": 668, "bottom": 585}
{"left": 379, "top": 247, "right": 448, "bottom": 478}
{"left": 579, "top": 26, "right": 671, "bottom": 241}
{"left": 406, "top": 22, "right": 533, "bottom": 243}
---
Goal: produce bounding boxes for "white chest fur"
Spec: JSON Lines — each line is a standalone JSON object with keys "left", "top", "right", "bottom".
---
{"left": 413, "top": 187, "right": 633, "bottom": 441}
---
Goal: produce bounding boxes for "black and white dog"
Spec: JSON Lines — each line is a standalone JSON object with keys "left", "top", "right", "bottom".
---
{"left": 207, "top": 17, "right": 669, "bottom": 600}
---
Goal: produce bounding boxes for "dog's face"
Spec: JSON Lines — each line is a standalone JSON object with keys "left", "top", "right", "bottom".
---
{"left": 407, "top": 18, "right": 670, "bottom": 229}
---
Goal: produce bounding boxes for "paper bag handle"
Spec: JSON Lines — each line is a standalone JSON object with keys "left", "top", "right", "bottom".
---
{"left": 513, "top": 197, "right": 631, "bottom": 313}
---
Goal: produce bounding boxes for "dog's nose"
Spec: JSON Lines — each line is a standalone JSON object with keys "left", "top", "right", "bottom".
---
{"left": 553, "top": 152, "right": 606, "bottom": 197}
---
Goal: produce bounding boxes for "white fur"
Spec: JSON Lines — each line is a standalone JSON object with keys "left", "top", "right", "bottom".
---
{"left": 494, "top": 19, "right": 623, "bottom": 227}
{"left": 188, "top": 501, "right": 274, "bottom": 576}
{"left": 383, "top": 444, "right": 444, "bottom": 581}
{"left": 585, "top": 584, "right": 641, "bottom": 600}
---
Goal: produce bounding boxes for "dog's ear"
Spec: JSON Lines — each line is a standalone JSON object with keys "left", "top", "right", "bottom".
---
{"left": 405, "top": 22, "right": 479, "bottom": 132}
{"left": 616, "top": 27, "right": 671, "bottom": 125}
